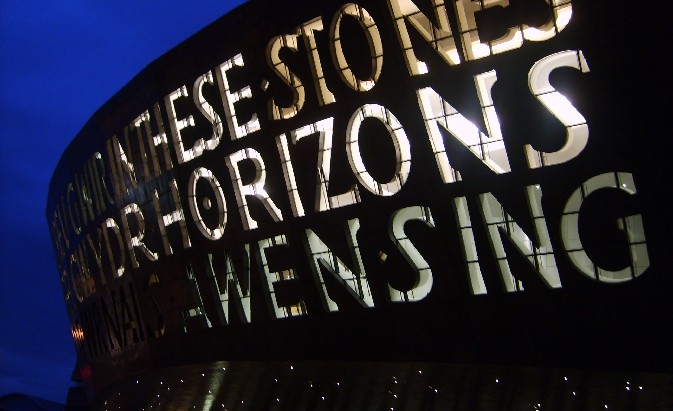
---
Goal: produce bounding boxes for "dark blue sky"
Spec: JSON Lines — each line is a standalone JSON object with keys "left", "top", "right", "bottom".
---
{"left": 0, "top": 0, "right": 245, "bottom": 403}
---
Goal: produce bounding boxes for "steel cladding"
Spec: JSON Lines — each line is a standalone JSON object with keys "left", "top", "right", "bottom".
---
{"left": 46, "top": 0, "right": 672, "bottom": 397}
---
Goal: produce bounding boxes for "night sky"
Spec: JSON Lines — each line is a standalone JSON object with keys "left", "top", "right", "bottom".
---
{"left": 0, "top": 0, "right": 246, "bottom": 403}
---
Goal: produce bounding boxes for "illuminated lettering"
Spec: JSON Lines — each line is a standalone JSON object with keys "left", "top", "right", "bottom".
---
{"left": 561, "top": 172, "right": 649, "bottom": 282}
{"left": 152, "top": 179, "right": 192, "bottom": 255}
{"left": 526, "top": 50, "right": 590, "bottom": 168}
{"left": 454, "top": 0, "right": 523, "bottom": 60}
{"left": 298, "top": 17, "right": 336, "bottom": 105}
{"left": 129, "top": 112, "right": 153, "bottom": 182}
{"left": 102, "top": 217, "right": 126, "bottom": 278}
{"left": 388, "top": 206, "right": 435, "bottom": 302}
{"left": 165, "top": 86, "right": 197, "bottom": 164}
{"left": 305, "top": 219, "right": 373, "bottom": 312}
{"left": 45, "top": 0, "right": 660, "bottom": 365}
{"left": 330, "top": 3, "right": 383, "bottom": 92}
{"left": 205, "top": 248, "right": 252, "bottom": 324}
{"left": 276, "top": 133, "right": 305, "bottom": 217}
{"left": 522, "top": 0, "right": 574, "bottom": 41}
{"left": 258, "top": 235, "right": 306, "bottom": 319}
{"left": 267, "top": 34, "right": 305, "bottom": 120}
{"left": 194, "top": 71, "right": 224, "bottom": 152}
{"left": 387, "top": 0, "right": 460, "bottom": 75}
{"left": 73, "top": 170, "right": 94, "bottom": 228}
{"left": 225, "top": 148, "right": 284, "bottom": 230}
{"left": 216, "top": 53, "right": 261, "bottom": 139}
{"left": 89, "top": 152, "right": 115, "bottom": 210}
{"left": 290, "top": 117, "right": 341, "bottom": 212}
{"left": 120, "top": 203, "right": 159, "bottom": 269}
{"left": 416, "top": 71, "right": 510, "bottom": 184}
{"left": 188, "top": 167, "right": 228, "bottom": 240}
{"left": 453, "top": 196, "right": 486, "bottom": 295}
{"left": 183, "top": 264, "right": 213, "bottom": 331}
{"left": 133, "top": 106, "right": 173, "bottom": 179}
{"left": 346, "top": 104, "right": 411, "bottom": 196}
{"left": 106, "top": 134, "right": 138, "bottom": 202}
{"left": 480, "top": 185, "right": 560, "bottom": 292}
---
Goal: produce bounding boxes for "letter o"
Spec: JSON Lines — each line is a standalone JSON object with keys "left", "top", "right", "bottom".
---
{"left": 188, "top": 167, "right": 227, "bottom": 240}
{"left": 330, "top": 4, "right": 383, "bottom": 92}
{"left": 346, "top": 104, "right": 411, "bottom": 196}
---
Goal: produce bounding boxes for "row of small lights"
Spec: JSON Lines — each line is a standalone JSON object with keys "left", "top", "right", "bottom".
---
{"left": 104, "top": 366, "right": 648, "bottom": 411}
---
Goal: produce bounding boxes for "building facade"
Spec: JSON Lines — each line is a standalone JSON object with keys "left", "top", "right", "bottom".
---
{"left": 46, "top": 0, "right": 672, "bottom": 408}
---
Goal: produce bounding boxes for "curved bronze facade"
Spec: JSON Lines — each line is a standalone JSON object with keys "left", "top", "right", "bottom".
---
{"left": 46, "top": 0, "right": 671, "bottom": 406}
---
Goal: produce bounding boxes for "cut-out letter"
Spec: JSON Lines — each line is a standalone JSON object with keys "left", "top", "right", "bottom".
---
{"left": 330, "top": 3, "right": 383, "bottom": 92}
{"left": 561, "top": 172, "right": 649, "bottom": 282}
{"left": 346, "top": 104, "right": 411, "bottom": 196}
{"left": 416, "top": 72, "right": 510, "bottom": 184}
{"left": 526, "top": 50, "right": 590, "bottom": 168}
{"left": 387, "top": 0, "right": 460, "bottom": 75}
{"left": 225, "top": 148, "right": 284, "bottom": 230}
{"left": 388, "top": 206, "right": 435, "bottom": 302}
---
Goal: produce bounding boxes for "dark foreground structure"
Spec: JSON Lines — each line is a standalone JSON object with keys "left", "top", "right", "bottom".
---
{"left": 47, "top": 0, "right": 672, "bottom": 408}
